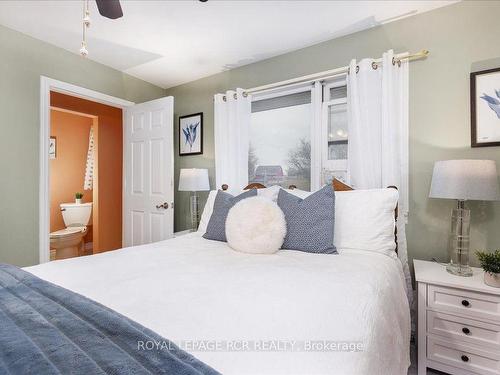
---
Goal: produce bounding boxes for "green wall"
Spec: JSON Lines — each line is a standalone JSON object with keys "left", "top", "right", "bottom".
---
{"left": 0, "top": 25, "right": 165, "bottom": 266}
{"left": 167, "top": 1, "right": 500, "bottom": 269}
{"left": 2, "top": 1, "right": 500, "bottom": 269}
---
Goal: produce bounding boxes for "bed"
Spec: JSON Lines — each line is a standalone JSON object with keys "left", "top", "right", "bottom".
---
{"left": 22, "top": 181, "right": 411, "bottom": 375}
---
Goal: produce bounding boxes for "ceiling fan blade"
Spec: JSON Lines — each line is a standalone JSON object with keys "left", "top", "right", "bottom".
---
{"left": 95, "top": 0, "right": 123, "bottom": 19}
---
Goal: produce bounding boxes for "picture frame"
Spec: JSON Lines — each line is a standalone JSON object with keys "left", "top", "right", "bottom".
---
{"left": 49, "top": 137, "right": 57, "bottom": 159}
{"left": 471, "top": 67, "right": 500, "bottom": 147}
{"left": 179, "top": 112, "right": 203, "bottom": 156}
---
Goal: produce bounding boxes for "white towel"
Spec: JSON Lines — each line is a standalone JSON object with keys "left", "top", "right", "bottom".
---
{"left": 83, "top": 126, "right": 94, "bottom": 190}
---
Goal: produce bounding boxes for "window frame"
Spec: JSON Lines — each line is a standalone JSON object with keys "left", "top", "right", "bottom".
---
{"left": 321, "top": 78, "right": 348, "bottom": 184}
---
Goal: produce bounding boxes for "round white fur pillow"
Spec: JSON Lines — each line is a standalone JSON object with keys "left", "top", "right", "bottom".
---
{"left": 225, "top": 196, "right": 286, "bottom": 254}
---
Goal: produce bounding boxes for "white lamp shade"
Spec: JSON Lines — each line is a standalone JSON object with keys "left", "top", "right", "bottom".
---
{"left": 429, "top": 160, "right": 500, "bottom": 201}
{"left": 178, "top": 168, "right": 210, "bottom": 192}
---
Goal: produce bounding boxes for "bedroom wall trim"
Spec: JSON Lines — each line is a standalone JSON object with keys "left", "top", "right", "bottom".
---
{"left": 39, "top": 76, "right": 134, "bottom": 264}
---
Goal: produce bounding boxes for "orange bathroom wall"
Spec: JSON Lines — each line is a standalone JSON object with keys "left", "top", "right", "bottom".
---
{"left": 50, "top": 92, "right": 123, "bottom": 253}
{"left": 50, "top": 110, "right": 93, "bottom": 244}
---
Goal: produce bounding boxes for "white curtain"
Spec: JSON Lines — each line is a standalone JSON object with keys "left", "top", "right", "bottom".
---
{"left": 214, "top": 88, "right": 252, "bottom": 190}
{"left": 83, "top": 125, "right": 95, "bottom": 190}
{"left": 347, "top": 50, "right": 411, "bottom": 302}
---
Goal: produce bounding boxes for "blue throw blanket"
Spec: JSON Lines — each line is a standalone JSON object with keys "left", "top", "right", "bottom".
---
{"left": 0, "top": 264, "right": 220, "bottom": 375}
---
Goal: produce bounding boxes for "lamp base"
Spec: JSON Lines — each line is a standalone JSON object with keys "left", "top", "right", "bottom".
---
{"left": 190, "top": 192, "right": 200, "bottom": 231}
{"left": 446, "top": 263, "right": 473, "bottom": 277}
{"left": 446, "top": 200, "right": 472, "bottom": 277}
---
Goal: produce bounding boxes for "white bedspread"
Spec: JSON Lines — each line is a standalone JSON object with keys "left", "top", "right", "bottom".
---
{"left": 26, "top": 233, "right": 410, "bottom": 375}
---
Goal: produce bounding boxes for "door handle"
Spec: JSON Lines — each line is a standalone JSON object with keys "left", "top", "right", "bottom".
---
{"left": 156, "top": 202, "right": 169, "bottom": 209}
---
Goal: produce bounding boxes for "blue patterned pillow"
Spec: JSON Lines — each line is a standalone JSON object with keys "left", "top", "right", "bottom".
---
{"left": 203, "top": 189, "right": 257, "bottom": 242}
{"left": 277, "top": 185, "right": 337, "bottom": 254}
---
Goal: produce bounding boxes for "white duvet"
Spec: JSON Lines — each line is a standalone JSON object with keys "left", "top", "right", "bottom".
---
{"left": 26, "top": 233, "right": 410, "bottom": 375}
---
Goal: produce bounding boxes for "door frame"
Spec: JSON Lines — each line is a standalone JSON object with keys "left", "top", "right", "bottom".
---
{"left": 39, "top": 76, "right": 134, "bottom": 264}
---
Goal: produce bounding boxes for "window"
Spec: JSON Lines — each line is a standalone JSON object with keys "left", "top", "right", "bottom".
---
{"left": 247, "top": 79, "right": 347, "bottom": 191}
{"left": 322, "top": 81, "right": 348, "bottom": 184}
{"left": 249, "top": 89, "right": 312, "bottom": 191}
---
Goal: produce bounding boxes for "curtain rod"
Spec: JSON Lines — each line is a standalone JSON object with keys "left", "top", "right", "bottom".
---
{"left": 244, "top": 50, "right": 429, "bottom": 96}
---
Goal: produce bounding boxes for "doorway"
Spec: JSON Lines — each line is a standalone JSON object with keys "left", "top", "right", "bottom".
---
{"left": 49, "top": 107, "right": 98, "bottom": 260}
{"left": 49, "top": 90, "right": 127, "bottom": 260}
{"left": 40, "top": 77, "right": 133, "bottom": 263}
{"left": 39, "top": 77, "right": 175, "bottom": 264}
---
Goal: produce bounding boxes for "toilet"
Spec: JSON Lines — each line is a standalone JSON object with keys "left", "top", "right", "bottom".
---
{"left": 50, "top": 202, "right": 92, "bottom": 260}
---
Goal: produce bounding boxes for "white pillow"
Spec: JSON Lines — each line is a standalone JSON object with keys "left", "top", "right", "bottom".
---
{"left": 334, "top": 188, "right": 398, "bottom": 256}
{"left": 258, "top": 185, "right": 311, "bottom": 201}
{"left": 225, "top": 197, "right": 286, "bottom": 254}
{"left": 198, "top": 190, "right": 218, "bottom": 233}
{"left": 257, "top": 185, "right": 281, "bottom": 201}
{"left": 284, "top": 188, "right": 312, "bottom": 199}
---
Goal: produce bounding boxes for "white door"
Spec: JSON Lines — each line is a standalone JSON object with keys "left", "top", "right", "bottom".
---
{"left": 124, "top": 97, "right": 174, "bottom": 247}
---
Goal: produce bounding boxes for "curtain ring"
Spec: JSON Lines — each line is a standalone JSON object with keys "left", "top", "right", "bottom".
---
{"left": 392, "top": 57, "right": 402, "bottom": 67}
{"left": 242, "top": 92, "right": 248, "bottom": 98}
{"left": 222, "top": 95, "right": 227, "bottom": 102}
{"left": 233, "top": 93, "right": 237, "bottom": 100}
{"left": 347, "top": 67, "right": 350, "bottom": 75}
{"left": 371, "top": 62, "right": 378, "bottom": 70}
{"left": 392, "top": 57, "right": 401, "bottom": 68}
{"left": 356, "top": 65, "right": 359, "bottom": 74}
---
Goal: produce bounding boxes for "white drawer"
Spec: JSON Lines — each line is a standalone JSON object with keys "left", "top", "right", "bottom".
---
{"left": 428, "top": 285, "right": 500, "bottom": 322}
{"left": 428, "top": 310, "right": 500, "bottom": 349}
{"left": 427, "top": 337, "right": 500, "bottom": 375}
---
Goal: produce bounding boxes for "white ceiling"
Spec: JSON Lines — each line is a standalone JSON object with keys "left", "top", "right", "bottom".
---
{"left": 0, "top": 0, "right": 456, "bottom": 89}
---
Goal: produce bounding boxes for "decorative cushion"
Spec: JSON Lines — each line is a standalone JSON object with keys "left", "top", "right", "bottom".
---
{"left": 203, "top": 189, "right": 257, "bottom": 242}
{"left": 277, "top": 184, "right": 337, "bottom": 254}
{"left": 226, "top": 197, "right": 286, "bottom": 254}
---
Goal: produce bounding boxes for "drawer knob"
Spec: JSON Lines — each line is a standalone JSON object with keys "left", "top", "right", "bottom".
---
{"left": 461, "top": 299, "right": 470, "bottom": 307}
{"left": 462, "top": 327, "right": 470, "bottom": 335}
{"left": 461, "top": 355, "right": 469, "bottom": 362}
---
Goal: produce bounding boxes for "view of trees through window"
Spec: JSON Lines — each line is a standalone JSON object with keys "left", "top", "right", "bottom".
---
{"left": 249, "top": 101, "right": 311, "bottom": 190}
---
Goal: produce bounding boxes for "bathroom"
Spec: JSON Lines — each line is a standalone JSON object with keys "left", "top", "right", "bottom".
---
{"left": 49, "top": 91, "right": 123, "bottom": 260}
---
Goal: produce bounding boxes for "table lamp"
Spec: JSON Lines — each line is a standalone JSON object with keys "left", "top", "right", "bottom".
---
{"left": 178, "top": 168, "right": 210, "bottom": 231}
{"left": 429, "top": 160, "right": 500, "bottom": 276}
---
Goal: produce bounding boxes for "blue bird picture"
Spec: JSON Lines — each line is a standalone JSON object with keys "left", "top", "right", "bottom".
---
{"left": 179, "top": 113, "right": 203, "bottom": 155}
{"left": 480, "top": 89, "right": 500, "bottom": 119}
{"left": 182, "top": 121, "right": 199, "bottom": 149}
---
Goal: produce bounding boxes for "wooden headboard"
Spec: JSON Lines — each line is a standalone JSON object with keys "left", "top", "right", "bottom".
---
{"left": 220, "top": 179, "right": 354, "bottom": 192}
{"left": 221, "top": 179, "right": 398, "bottom": 254}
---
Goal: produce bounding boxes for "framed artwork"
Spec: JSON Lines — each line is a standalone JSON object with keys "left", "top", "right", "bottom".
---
{"left": 179, "top": 112, "right": 203, "bottom": 156}
{"left": 471, "top": 67, "right": 500, "bottom": 147}
{"left": 49, "top": 137, "right": 57, "bottom": 159}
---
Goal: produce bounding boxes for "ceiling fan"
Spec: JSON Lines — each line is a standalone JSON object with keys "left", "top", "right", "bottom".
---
{"left": 95, "top": 0, "right": 123, "bottom": 20}
{"left": 79, "top": 0, "right": 123, "bottom": 56}
{"left": 79, "top": 0, "right": 208, "bottom": 56}
{"left": 95, "top": 0, "right": 208, "bottom": 18}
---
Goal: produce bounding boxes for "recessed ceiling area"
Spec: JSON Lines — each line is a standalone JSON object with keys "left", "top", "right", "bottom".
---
{"left": 0, "top": 0, "right": 456, "bottom": 88}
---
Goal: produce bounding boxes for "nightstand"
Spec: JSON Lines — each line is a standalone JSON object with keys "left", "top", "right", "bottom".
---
{"left": 414, "top": 260, "right": 500, "bottom": 375}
